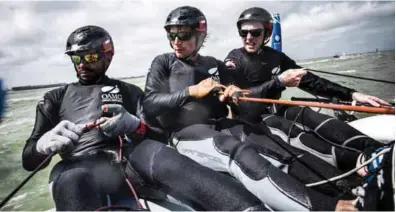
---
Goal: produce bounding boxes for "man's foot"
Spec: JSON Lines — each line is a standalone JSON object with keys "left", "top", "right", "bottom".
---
{"left": 356, "top": 145, "right": 389, "bottom": 177}
{"left": 354, "top": 143, "right": 394, "bottom": 211}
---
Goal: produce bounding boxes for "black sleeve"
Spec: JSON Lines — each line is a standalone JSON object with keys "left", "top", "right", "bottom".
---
{"left": 247, "top": 52, "right": 299, "bottom": 98}
{"left": 247, "top": 77, "right": 286, "bottom": 98}
{"left": 280, "top": 52, "right": 303, "bottom": 71}
{"left": 224, "top": 50, "right": 287, "bottom": 98}
{"left": 143, "top": 55, "right": 190, "bottom": 117}
{"left": 280, "top": 53, "right": 357, "bottom": 101}
{"left": 22, "top": 88, "right": 64, "bottom": 171}
{"left": 298, "top": 72, "right": 356, "bottom": 101}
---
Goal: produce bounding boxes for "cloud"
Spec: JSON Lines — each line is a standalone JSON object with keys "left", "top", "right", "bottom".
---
{"left": 0, "top": 1, "right": 394, "bottom": 88}
{"left": 281, "top": 1, "right": 395, "bottom": 58}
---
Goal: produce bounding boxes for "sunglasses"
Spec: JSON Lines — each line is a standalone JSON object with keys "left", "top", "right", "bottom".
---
{"left": 70, "top": 52, "right": 102, "bottom": 65}
{"left": 167, "top": 32, "right": 194, "bottom": 41}
{"left": 238, "top": 29, "right": 264, "bottom": 38}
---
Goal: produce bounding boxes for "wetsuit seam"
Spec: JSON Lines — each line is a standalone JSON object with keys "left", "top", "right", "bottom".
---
{"left": 313, "top": 117, "right": 336, "bottom": 132}
{"left": 261, "top": 114, "right": 275, "bottom": 122}
{"left": 342, "top": 135, "right": 369, "bottom": 146}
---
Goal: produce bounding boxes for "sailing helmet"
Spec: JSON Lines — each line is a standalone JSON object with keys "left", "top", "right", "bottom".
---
{"left": 164, "top": 6, "right": 207, "bottom": 57}
{"left": 65, "top": 25, "right": 114, "bottom": 55}
{"left": 237, "top": 7, "right": 273, "bottom": 46}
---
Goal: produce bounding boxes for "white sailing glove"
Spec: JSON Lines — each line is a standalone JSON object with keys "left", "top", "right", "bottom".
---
{"left": 36, "top": 120, "right": 85, "bottom": 155}
{"left": 97, "top": 104, "right": 141, "bottom": 138}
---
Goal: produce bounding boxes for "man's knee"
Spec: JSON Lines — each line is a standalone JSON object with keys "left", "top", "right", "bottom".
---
{"left": 52, "top": 167, "right": 96, "bottom": 193}
{"left": 127, "top": 139, "right": 167, "bottom": 183}
{"left": 213, "top": 135, "right": 272, "bottom": 180}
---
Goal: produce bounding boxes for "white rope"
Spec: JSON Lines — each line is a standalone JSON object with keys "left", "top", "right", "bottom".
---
{"left": 306, "top": 147, "right": 391, "bottom": 187}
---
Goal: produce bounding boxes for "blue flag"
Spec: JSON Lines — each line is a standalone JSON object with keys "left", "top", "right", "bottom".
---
{"left": 271, "top": 13, "right": 282, "bottom": 52}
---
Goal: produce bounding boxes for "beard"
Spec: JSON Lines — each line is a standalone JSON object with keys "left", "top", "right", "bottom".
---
{"left": 76, "top": 67, "right": 105, "bottom": 85}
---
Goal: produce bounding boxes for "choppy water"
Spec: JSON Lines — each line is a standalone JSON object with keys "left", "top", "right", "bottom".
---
{"left": 0, "top": 50, "right": 394, "bottom": 211}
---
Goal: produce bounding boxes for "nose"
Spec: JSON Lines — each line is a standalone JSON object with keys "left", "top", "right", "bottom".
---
{"left": 246, "top": 32, "right": 254, "bottom": 40}
{"left": 78, "top": 62, "right": 85, "bottom": 69}
{"left": 174, "top": 37, "right": 182, "bottom": 44}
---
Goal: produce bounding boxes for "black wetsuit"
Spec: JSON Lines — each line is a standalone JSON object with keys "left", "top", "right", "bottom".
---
{"left": 143, "top": 52, "right": 363, "bottom": 211}
{"left": 224, "top": 47, "right": 384, "bottom": 171}
{"left": 22, "top": 76, "right": 265, "bottom": 211}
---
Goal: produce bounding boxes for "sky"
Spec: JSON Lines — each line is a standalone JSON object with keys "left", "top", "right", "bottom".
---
{"left": 0, "top": 0, "right": 394, "bottom": 88}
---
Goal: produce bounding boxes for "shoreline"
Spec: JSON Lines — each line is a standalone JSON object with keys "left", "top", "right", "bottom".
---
{"left": 9, "top": 75, "right": 145, "bottom": 91}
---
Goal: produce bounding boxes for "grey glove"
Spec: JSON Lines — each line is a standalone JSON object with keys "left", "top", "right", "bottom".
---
{"left": 97, "top": 104, "right": 141, "bottom": 138}
{"left": 36, "top": 120, "right": 85, "bottom": 155}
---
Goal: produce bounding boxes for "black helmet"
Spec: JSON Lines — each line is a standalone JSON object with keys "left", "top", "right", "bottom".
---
{"left": 65, "top": 25, "right": 114, "bottom": 55}
{"left": 237, "top": 7, "right": 273, "bottom": 46}
{"left": 164, "top": 6, "right": 207, "bottom": 55}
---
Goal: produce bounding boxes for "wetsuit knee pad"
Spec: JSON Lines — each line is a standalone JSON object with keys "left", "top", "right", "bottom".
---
{"left": 213, "top": 135, "right": 271, "bottom": 180}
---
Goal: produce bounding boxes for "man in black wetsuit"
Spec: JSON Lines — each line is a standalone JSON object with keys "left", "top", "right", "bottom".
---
{"left": 141, "top": 5, "right": 391, "bottom": 211}
{"left": 223, "top": 7, "right": 394, "bottom": 210}
{"left": 21, "top": 25, "right": 267, "bottom": 211}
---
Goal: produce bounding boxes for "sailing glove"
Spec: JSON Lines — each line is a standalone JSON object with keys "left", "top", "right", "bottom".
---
{"left": 97, "top": 104, "right": 141, "bottom": 138}
{"left": 36, "top": 120, "right": 85, "bottom": 155}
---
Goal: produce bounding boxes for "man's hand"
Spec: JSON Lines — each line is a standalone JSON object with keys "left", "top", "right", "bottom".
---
{"left": 36, "top": 120, "right": 85, "bottom": 155}
{"left": 188, "top": 78, "right": 225, "bottom": 98}
{"left": 219, "top": 85, "right": 250, "bottom": 103}
{"left": 352, "top": 92, "right": 391, "bottom": 107}
{"left": 97, "top": 104, "right": 141, "bottom": 138}
{"left": 278, "top": 68, "right": 307, "bottom": 87}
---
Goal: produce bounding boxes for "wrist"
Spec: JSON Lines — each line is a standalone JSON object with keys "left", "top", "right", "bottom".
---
{"left": 188, "top": 85, "right": 198, "bottom": 98}
{"left": 277, "top": 75, "right": 285, "bottom": 86}
{"left": 351, "top": 91, "right": 359, "bottom": 100}
{"left": 275, "top": 76, "right": 286, "bottom": 88}
{"left": 34, "top": 141, "right": 51, "bottom": 157}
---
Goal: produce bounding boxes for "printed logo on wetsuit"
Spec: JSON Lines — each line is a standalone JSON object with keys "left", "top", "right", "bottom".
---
{"left": 101, "top": 85, "right": 123, "bottom": 104}
{"left": 208, "top": 67, "right": 220, "bottom": 82}
{"left": 271, "top": 66, "right": 281, "bottom": 75}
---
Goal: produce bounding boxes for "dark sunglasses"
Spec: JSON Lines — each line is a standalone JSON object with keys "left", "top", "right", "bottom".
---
{"left": 70, "top": 52, "right": 102, "bottom": 65}
{"left": 238, "top": 29, "right": 264, "bottom": 38}
{"left": 167, "top": 32, "right": 194, "bottom": 41}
